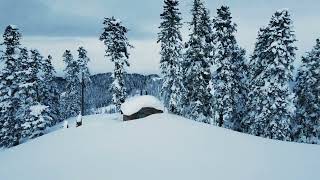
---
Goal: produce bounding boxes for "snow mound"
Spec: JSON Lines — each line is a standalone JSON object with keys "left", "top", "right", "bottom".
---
{"left": 1, "top": 114, "right": 320, "bottom": 180}
{"left": 121, "top": 95, "right": 164, "bottom": 115}
{"left": 0, "top": 114, "right": 319, "bottom": 180}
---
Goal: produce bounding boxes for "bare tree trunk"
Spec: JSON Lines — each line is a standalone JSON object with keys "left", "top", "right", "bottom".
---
{"left": 81, "top": 73, "right": 85, "bottom": 116}
{"left": 218, "top": 112, "right": 223, "bottom": 127}
{"left": 77, "top": 74, "right": 85, "bottom": 128}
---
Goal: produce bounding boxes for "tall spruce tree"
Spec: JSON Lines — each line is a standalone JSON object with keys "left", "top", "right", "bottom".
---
{"left": 0, "top": 25, "right": 22, "bottom": 147}
{"left": 232, "top": 47, "right": 248, "bottom": 131}
{"left": 243, "top": 9, "right": 296, "bottom": 141}
{"left": 158, "top": 0, "right": 185, "bottom": 114}
{"left": 247, "top": 27, "right": 270, "bottom": 81}
{"left": 294, "top": 39, "right": 320, "bottom": 144}
{"left": 241, "top": 27, "right": 270, "bottom": 135}
{"left": 61, "top": 50, "right": 81, "bottom": 119}
{"left": 15, "top": 47, "right": 35, "bottom": 139}
{"left": 29, "top": 50, "right": 43, "bottom": 102}
{"left": 40, "top": 55, "right": 60, "bottom": 125}
{"left": 21, "top": 49, "right": 52, "bottom": 139}
{"left": 182, "top": 0, "right": 213, "bottom": 123}
{"left": 77, "top": 47, "right": 91, "bottom": 117}
{"left": 100, "top": 17, "right": 133, "bottom": 112}
{"left": 212, "top": 6, "right": 247, "bottom": 130}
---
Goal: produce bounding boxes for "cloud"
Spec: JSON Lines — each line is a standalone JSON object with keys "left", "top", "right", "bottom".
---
{"left": 1, "top": 0, "right": 320, "bottom": 75}
{"left": 22, "top": 36, "right": 160, "bottom": 76}
{"left": 0, "top": 0, "right": 162, "bottom": 39}
{"left": 2, "top": 0, "right": 320, "bottom": 44}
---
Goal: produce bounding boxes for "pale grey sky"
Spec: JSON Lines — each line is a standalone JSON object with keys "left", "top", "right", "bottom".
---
{"left": 1, "top": 0, "right": 319, "bottom": 75}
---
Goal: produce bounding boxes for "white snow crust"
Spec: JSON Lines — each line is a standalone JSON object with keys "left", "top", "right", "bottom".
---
{"left": 121, "top": 95, "right": 164, "bottom": 115}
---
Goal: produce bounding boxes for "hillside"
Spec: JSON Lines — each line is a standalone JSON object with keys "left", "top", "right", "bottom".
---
{"left": 0, "top": 113, "right": 319, "bottom": 180}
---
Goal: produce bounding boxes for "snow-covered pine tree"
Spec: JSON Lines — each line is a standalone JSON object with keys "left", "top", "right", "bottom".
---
{"left": 243, "top": 9, "right": 296, "bottom": 141}
{"left": 183, "top": 0, "right": 213, "bottom": 123}
{"left": 99, "top": 17, "right": 133, "bottom": 112}
{"left": 39, "top": 55, "right": 60, "bottom": 125}
{"left": 232, "top": 47, "right": 248, "bottom": 131}
{"left": 77, "top": 46, "right": 91, "bottom": 119}
{"left": 0, "top": 25, "right": 22, "bottom": 147}
{"left": 61, "top": 50, "right": 81, "bottom": 119}
{"left": 59, "top": 92, "right": 68, "bottom": 120}
{"left": 26, "top": 103, "right": 52, "bottom": 139}
{"left": 247, "top": 27, "right": 271, "bottom": 82}
{"left": 29, "top": 50, "right": 43, "bottom": 102}
{"left": 20, "top": 49, "right": 52, "bottom": 139}
{"left": 211, "top": 6, "right": 247, "bottom": 130}
{"left": 241, "top": 27, "right": 271, "bottom": 135}
{"left": 294, "top": 39, "right": 320, "bottom": 144}
{"left": 157, "top": 0, "right": 185, "bottom": 114}
{"left": 15, "top": 47, "right": 35, "bottom": 139}
{"left": 200, "top": 3, "right": 214, "bottom": 60}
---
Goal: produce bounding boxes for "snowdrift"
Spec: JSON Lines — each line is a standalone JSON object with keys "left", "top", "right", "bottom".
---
{"left": 121, "top": 95, "right": 164, "bottom": 115}
{"left": 0, "top": 113, "right": 319, "bottom": 180}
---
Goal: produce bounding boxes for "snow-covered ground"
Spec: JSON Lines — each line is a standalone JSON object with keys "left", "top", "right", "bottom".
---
{"left": 0, "top": 113, "right": 319, "bottom": 180}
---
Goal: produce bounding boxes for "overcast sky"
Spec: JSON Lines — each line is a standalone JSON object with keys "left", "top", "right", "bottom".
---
{"left": 1, "top": 0, "right": 319, "bottom": 76}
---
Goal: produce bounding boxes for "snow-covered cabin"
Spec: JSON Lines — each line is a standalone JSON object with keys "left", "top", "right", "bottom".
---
{"left": 121, "top": 95, "right": 164, "bottom": 121}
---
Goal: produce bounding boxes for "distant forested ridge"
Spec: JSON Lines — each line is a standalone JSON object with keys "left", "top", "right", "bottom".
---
{"left": 54, "top": 73, "right": 162, "bottom": 114}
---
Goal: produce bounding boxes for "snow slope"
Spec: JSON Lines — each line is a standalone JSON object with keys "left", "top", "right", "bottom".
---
{"left": 0, "top": 113, "right": 319, "bottom": 180}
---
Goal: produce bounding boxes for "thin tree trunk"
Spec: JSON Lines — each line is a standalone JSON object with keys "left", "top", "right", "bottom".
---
{"left": 218, "top": 112, "right": 223, "bottom": 127}
{"left": 76, "top": 76, "right": 85, "bottom": 128}
{"left": 81, "top": 73, "right": 85, "bottom": 116}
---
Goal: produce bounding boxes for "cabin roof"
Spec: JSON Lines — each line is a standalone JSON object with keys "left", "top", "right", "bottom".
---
{"left": 121, "top": 95, "right": 164, "bottom": 116}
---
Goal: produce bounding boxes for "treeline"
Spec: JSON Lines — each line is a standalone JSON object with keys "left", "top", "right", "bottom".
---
{"left": 0, "top": 25, "right": 59, "bottom": 147}
{"left": 158, "top": 0, "right": 320, "bottom": 144}
{"left": 0, "top": 0, "right": 319, "bottom": 147}
{"left": 0, "top": 26, "right": 91, "bottom": 148}
{"left": 0, "top": 17, "right": 137, "bottom": 148}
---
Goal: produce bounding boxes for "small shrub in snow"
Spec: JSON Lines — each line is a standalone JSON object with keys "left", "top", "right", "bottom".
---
{"left": 76, "top": 114, "right": 82, "bottom": 127}
{"left": 63, "top": 120, "right": 69, "bottom": 129}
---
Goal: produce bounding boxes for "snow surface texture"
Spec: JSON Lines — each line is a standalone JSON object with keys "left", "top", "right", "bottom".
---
{"left": 0, "top": 113, "right": 319, "bottom": 180}
{"left": 121, "top": 95, "right": 164, "bottom": 115}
